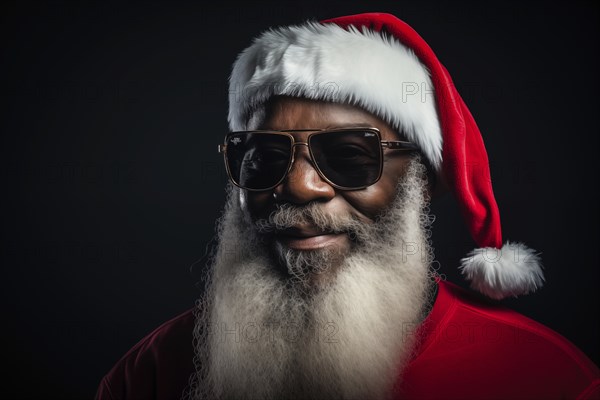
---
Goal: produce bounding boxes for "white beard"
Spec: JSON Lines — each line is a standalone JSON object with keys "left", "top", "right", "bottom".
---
{"left": 184, "top": 158, "right": 436, "bottom": 400}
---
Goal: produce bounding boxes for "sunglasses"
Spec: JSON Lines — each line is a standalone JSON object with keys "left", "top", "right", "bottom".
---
{"left": 218, "top": 128, "right": 419, "bottom": 191}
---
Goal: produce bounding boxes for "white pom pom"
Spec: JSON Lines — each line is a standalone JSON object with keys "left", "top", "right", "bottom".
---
{"left": 459, "top": 242, "right": 544, "bottom": 300}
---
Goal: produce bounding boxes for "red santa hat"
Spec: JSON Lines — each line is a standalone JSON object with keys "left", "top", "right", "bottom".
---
{"left": 228, "top": 12, "right": 544, "bottom": 300}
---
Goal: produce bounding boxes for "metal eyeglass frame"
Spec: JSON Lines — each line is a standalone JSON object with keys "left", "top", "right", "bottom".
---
{"left": 218, "top": 127, "right": 419, "bottom": 191}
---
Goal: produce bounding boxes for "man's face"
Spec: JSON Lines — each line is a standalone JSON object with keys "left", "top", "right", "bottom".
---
{"left": 240, "top": 96, "right": 417, "bottom": 285}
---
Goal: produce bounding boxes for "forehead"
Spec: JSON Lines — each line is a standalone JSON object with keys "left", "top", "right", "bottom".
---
{"left": 257, "top": 97, "right": 401, "bottom": 141}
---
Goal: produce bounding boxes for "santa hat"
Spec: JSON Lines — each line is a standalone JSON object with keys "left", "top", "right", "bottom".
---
{"left": 228, "top": 12, "right": 544, "bottom": 300}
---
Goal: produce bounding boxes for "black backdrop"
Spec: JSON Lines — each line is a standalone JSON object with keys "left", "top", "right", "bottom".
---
{"left": 2, "top": 1, "right": 598, "bottom": 398}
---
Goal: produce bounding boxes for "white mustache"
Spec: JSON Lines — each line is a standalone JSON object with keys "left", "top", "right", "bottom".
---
{"left": 254, "top": 202, "right": 366, "bottom": 239}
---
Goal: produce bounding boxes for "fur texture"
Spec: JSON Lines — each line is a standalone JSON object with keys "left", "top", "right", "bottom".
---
{"left": 228, "top": 21, "right": 443, "bottom": 169}
{"left": 459, "top": 242, "right": 544, "bottom": 300}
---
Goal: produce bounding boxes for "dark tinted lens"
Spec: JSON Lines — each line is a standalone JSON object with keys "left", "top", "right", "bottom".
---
{"left": 225, "top": 133, "right": 292, "bottom": 190}
{"left": 310, "top": 130, "right": 381, "bottom": 188}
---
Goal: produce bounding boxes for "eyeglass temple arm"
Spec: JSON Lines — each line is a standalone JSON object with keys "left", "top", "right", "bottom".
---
{"left": 381, "top": 141, "right": 420, "bottom": 150}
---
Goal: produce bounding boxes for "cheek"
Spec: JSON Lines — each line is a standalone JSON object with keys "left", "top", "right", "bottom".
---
{"left": 342, "top": 182, "right": 397, "bottom": 220}
{"left": 342, "top": 160, "right": 407, "bottom": 220}
{"left": 240, "top": 190, "right": 274, "bottom": 221}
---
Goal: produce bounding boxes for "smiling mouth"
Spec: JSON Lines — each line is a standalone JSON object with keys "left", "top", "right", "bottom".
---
{"left": 274, "top": 227, "right": 349, "bottom": 251}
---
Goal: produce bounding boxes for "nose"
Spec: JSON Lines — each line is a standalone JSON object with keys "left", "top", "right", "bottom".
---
{"left": 272, "top": 145, "right": 335, "bottom": 204}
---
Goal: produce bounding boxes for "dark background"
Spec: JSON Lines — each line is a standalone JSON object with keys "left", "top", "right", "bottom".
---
{"left": 1, "top": 1, "right": 598, "bottom": 398}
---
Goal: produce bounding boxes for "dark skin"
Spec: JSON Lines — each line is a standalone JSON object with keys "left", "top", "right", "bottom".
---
{"left": 240, "top": 96, "right": 422, "bottom": 284}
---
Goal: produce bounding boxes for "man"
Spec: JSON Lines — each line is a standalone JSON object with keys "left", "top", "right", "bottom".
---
{"left": 96, "top": 12, "right": 599, "bottom": 400}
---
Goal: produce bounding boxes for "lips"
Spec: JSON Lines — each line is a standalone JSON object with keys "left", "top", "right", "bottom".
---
{"left": 275, "top": 226, "right": 348, "bottom": 250}
{"left": 280, "top": 226, "right": 332, "bottom": 238}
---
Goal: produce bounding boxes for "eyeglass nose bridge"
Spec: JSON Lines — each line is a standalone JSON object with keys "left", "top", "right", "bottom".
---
{"left": 282, "top": 140, "right": 318, "bottom": 175}
{"left": 283, "top": 141, "right": 324, "bottom": 184}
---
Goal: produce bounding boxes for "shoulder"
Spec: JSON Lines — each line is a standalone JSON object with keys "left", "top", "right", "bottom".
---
{"left": 95, "top": 308, "right": 197, "bottom": 400}
{"left": 443, "top": 280, "right": 596, "bottom": 369}
{"left": 402, "top": 280, "right": 600, "bottom": 399}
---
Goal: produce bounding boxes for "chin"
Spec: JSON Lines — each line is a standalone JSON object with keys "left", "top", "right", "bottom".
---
{"left": 270, "top": 238, "right": 350, "bottom": 288}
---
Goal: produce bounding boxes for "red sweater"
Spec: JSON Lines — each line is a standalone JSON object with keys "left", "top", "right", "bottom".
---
{"left": 96, "top": 281, "right": 600, "bottom": 399}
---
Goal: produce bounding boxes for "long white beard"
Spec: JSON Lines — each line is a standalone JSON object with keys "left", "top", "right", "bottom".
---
{"left": 184, "top": 158, "right": 436, "bottom": 400}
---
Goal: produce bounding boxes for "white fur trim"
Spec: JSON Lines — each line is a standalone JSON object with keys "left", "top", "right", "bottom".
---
{"left": 459, "top": 242, "right": 544, "bottom": 300}
{"left": 228, "top": 22, "right": 443, "bottom": 170}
